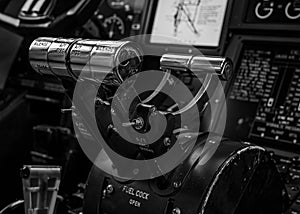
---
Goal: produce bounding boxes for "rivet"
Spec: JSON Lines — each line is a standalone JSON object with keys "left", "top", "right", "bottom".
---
{"left": 164, "top": 137, "right": 171, "bottom": 147}
{"left": 173, "top": 181, "right": 181, "bottom": 188}
{"left": 106, "top": 184, "right": 114, "bottom": 194}
{"left": 172, "top": 207, "right": 181, "bottom": 214}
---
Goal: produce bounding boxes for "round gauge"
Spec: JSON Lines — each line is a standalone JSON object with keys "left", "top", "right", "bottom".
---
{"left": 107, "top": 0, "right": 128, "bottom": 9}
{"left": 116, "top": 44, "right": 143, "bottom": 82}
{"left": 103, "top": 14, "right": 125, "bottom": 39}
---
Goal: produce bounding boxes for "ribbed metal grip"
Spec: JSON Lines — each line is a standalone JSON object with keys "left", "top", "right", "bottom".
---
{"left": 160, "top": 54, "right": 233, "bottom": 81}
{"left": 29, "top": 37, "right": 143, "bottom": 83}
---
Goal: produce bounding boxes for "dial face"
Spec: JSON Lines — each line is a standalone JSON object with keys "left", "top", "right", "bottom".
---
{"left": 103, "top": 14, "right": 125, "bottom": 39}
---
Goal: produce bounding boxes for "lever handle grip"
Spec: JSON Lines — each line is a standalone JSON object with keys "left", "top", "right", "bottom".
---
{"left": 29, "top": 37, "right": 143, "bottom": 84}
{"left": 160, "top": 54, "right": 233, "bottom": 81}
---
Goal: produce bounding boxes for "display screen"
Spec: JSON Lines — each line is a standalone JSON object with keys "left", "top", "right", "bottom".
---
{"left": 225, "top": 43, "right": 300, "bottom": 146}
{"left": 150, "top": 0, "right": 228, "bottom": 47}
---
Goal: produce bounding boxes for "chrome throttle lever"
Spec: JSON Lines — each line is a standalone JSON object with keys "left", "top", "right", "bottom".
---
{"left": 28, "top": 37, "right": 143, "bottom": 84}
{"left": 160, "top": 54, "right": 233, "bottom": 81}
{"left": 147, "top": 54, "right": 233, "bottom": 116}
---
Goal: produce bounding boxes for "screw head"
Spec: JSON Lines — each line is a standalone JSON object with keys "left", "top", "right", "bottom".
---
{"left": 106, "top": 184, "right": 114, "bottom": 194}
{"left": 172, "top": 207, "right": 181, "bottom": 214}
{"left": 134, "top": 117, "right": 144, "bottom": 130}
{"left": 164, "top": 137, "right": 171, "bottom": 147}
{"left": 173, "top": 181, "right": 181, "bottom": 189}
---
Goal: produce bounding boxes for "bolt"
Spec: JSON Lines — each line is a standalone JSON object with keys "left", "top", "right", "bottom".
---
{"left": 173, "top": 181, "right": 181, "bottom": 189}
{"left": 106, "top": 184, "right": 114, "bottom": 194}
{"left": 172, "top": 207, "right": 181, "bottom": 214}
{"left": 134, "top": 117, "right": 144, "bottom": 130}
{"left": 164, "top": 137, "right": 171, "bottom": 147}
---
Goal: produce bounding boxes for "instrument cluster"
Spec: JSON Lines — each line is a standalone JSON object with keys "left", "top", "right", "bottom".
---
{"left": 81, "top": 0, "right": 148, "bottom": 40}
{"left": 246, "top": 0, "right": 300, "bottom": 23}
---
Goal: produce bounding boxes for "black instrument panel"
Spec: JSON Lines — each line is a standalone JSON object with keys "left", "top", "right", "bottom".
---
{"left": 80, "top": 0, "right": 234, "bottom": 55}
{"left": 2, "top": 0, "right": 300, "bottom": 212}
{"left": 223, "top": 36, "right": 300, "bottom": 212}
{"left": 225, "top": 36, "right": 300, "bottom": 152}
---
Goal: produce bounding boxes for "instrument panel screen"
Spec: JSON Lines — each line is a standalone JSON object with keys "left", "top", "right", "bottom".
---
{"left": 150, "top": 0, "right": 228, "bottom": 47}
{"left": 225, "top": 43, "right": 300, "bottom": 147}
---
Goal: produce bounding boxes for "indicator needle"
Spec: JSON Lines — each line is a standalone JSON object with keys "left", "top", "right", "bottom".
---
{"left": 109, "top": 30, "right": 114, "bottom": 38}
{"left": 109, "top": 16, "right": 116, "bottom": 38}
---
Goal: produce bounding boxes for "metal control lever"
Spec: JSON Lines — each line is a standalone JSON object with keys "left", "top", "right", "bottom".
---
{"left": 160, "top": 54, "right": 233, "bottom": 81}
{"left": 28, "top": 37, "right": 233, "bottom": 131}
{"left": 28, "top": 37, "right": 233, "bottom": 161}
{"left": 144, "top": 54, "right": 233, "bottom": 116}
{"left": 29, "top": 37, "right": 143, "bottom": 84}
